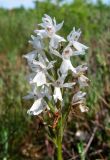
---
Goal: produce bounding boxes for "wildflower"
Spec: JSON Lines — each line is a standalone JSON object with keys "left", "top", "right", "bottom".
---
{"left": 23, "top": 14, "right": 89, "bottom": 117}
{"left": 78, "top": 74, "right": 89, "bottom": 88}
{"left": 72, "top": 91, "right": 88, "bottom": 112}
{"left": 29, "top": 60, "right": 56, "bottom": 86}
{"left": 67, "top": 27, "right": 88, "bottom": 53}
{"left": 34, "top": 14, "right": 66, "bottom": 49}
{"left": 52, "top": 79, "right": 76, "bottom": 102}
{"left": 72, "top": 91, "right": 86, "bottom": 103}
{"left": 50, "top": 47, "right": 77, "bottom": 79}
{"left": 27, "top": 98, "right": 49, "bottom": 115}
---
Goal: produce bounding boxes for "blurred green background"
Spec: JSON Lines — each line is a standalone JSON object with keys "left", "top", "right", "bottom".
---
{"left": 0, "top": 0, "right": 110, "bottom": 159}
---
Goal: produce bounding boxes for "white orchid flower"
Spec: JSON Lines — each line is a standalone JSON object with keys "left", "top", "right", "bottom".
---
{"left": 30, "top": 60, "right": 56, "bottom": 86}
{"left": 27, "top": 98, "right": 49, "bottom": 115}
{"left": 72, "top": 41, "right": 88, "bottom": 52}
{"left": 60, "top": 58, "right": 76, "bottom": 75}
{"left": 29, "top": 35, "right": 44, "bottom": 50}
{"left": 72, "top": 90, "right": 88, "bottom": 112}
{"left": 67, "top": 27, "right": 81, "bottom": 42}
{"left": 23, "top": 84, "right": 48, "bottom": 100}
{"left": 24, "top": 35, "right": 49, "bottom": 64}
{"left": 23, "top": 50, "right": 38, "bottom": 62}
{"left": 25, "top": 84, "right": 51, "bottom": 116}
{"left": 76, "top": 64, "right": 88, "bottom": 74}
{"left": 53, "top": 87, "right": 63, "bottom": 102}
{"left": 29, "top": 35, "right": 49, "bottom": 62}
{"left": 52, "top": 79, "right": 76, "bottom": 103}
{"left": 50, "top": 47, "right": 77, "bottom": 77}
{"left": 78, "top": 75, "right": 89, "bottom": 88}
{"left": 67, "top": 27, "right": 88, "bottom": 53}
{"left": 34, "top": 14, "right": 66, "bottom": 49}
{"left": 72, "top": 91, "right": 86, "bottom": 104}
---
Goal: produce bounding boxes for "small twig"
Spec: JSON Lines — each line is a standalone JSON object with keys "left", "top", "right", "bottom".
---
{"left": 82, "top": 126, "right": 97, "bottom": 157}
{"left": 89, "top": 149, "right": 103, "bottom": 156}
{"left": 68, "top": 155, "right": 79, "bottom": 160}
{"left": 91, "top": 120, "right": 104, "bottom": 130}
{"left": 99, "top": 96, "right": 110, "bottom": 108}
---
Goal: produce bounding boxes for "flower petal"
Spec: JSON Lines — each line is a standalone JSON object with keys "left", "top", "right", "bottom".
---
{"left": 79, "top": 104, "right": 89, "bottom": 112}
{"left": 30, "top": 72, "right": 46, "bottom": 86}
{"left": 55, "top": 21, "right": 64, "bottom": 32}
{"left": 34, "top": 29, "right": 48, "bottom": 39}
{"left": 53, "top": 87, "right": 63, "bottom": 102}
{"left": 72, "top": 91, "right": 86, "bottom": 103}
{"left": 23, "top": 50, "right": 37, "bottom": 61}
{"left": 50, "top": 34, "right": 66, "bottom": 49}
{"left": 27, "top": 98, "right": 45, "bottom": 115}
{"left": 78, "top": 75, "right": 89, "bottom": 88}
{"left": 72, "top": 41, "right": 88, "bottom": 52}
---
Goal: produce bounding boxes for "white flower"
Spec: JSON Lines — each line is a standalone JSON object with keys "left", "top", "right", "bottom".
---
{"left": 78, "top": 75, "right": 89, "bottom": 88}
{"left": 62, "top": 46, "right": 73, "bottom": 58}
{"left": 31, "top": 71, "right": 46, "bottom": 86}
{"left": 50, "top": 34, "right": 66, "bottom": 49}
{"left": 72, "top": 91, "right": 88, "bottom": 112}
{"left": 72, "top": 91, "right": 86, "bottom": 103}
{"left": 23, "top": 50, "right": 37, "bottom": 62}
{"left": 29, "top": 35, "right": 44, "bottom": 50}
{"left": 76, "top": 64, "right": 88, "bottom": 73}
{"left": 53, "top": 87, "right": 63, "bottom": 102}
{"left": 50, "top": 47, "right": 77, "bottom": 77}
{"left": 27, "top": 98, "right": 49, "bottom": 115}
{"left": 52, "top": 79, "right": 75, "bottom": 103}
{"left": 67, "top": 27, "right": 88, "bottom": 53}
{"left": 72, "top": 41, "right": 88, "bottom": 52}
{"left": 60, "top": 58, "right": 76, "bottom": 75}
{"left": 37, "top": 14, "right": 64, "bottom": 37}
{"left": 34, "top": 14, "right": 66, "bottom": 49}
{"left": 30, "top": 60, "right": 56, "bottom": 86}
{"left": 25, "top": 84, "right": 51, "bottom": 115}
{"left": 23, "top": 84, "right": 49, "bottom": 100}
{"left": 67, "top": 27, "right": 81, "bottom": 42}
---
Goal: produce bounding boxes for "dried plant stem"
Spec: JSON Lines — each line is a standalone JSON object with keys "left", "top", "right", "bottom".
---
{"left": 82, "top": 127, "right": 97, "bottom": 157}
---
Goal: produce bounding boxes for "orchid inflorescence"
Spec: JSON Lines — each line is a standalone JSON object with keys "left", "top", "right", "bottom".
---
{"left": 23, "top": 14, "right": 89, "bottom": 125}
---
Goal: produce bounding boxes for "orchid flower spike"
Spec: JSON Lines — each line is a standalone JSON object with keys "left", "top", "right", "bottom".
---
{"left": 23, "top": 14, "right": 89, "bottom": 119}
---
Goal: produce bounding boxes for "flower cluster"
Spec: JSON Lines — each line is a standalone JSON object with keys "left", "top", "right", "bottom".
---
{"left": 23, "top": 14, "right": 89, "bottom": 117}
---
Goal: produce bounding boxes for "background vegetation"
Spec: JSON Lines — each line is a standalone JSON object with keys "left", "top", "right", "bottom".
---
{"left": 0, "top": 0, "right": 110, "bottom": 159}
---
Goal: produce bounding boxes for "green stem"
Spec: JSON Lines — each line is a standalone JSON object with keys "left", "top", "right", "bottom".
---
{"left": 57, "top": 137, "right": 62, "bottom": 160}
{"left": 57, "top": 115, "right": 63, "bottom": 160}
